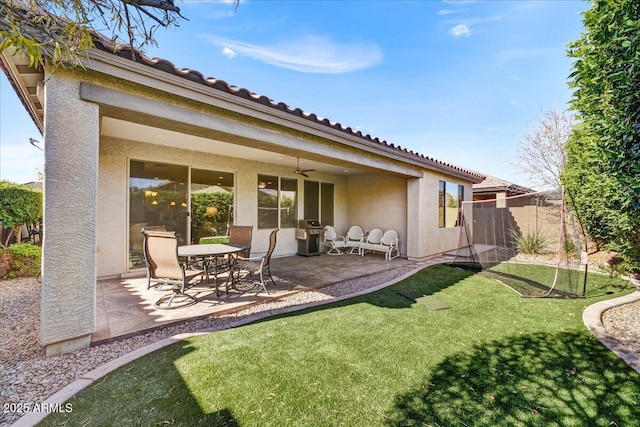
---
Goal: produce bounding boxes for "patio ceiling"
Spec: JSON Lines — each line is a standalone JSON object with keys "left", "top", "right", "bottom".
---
{"left": 101, "top": 116, "right": 392, "bottom": 177}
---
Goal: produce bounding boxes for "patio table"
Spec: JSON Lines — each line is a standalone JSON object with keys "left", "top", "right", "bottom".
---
{"left": 178, "top": 243, "right": 245, "bottom": 296}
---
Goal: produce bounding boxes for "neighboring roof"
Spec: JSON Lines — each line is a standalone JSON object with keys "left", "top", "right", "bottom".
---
{"left": 473, "top": 174, "right": 535, "bottom": 195}
{"left": 24, "top": 181, "right": 43, "bottom": 191}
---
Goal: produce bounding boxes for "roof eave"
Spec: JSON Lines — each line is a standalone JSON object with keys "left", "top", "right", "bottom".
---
{"left": 0, "top": 49, "right": 45, "bottom": 133}
{"left": 87, "top": 40, "right": 485, "bottom": 183}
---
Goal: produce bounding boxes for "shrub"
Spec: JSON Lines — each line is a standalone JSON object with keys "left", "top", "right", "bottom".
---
{"left": 0, "top": 180, "right": 42, "bottom": 247}
{"left": 563, "top": 239, "right": 576, "bottom": 255}
{"left": 510, "top": 228, "right": 549, "bottom": 255}
{"left": 0, "top": 243, "right": 41, "bottom": 278}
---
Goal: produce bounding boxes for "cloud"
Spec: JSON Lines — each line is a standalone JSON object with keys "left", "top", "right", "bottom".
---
{"left": 222, "top": 47, "right": 237, "bottom": 58}
{"left": 202, "top": 35, "right": 383, "bottom": 73}
{"left": 449, "top": 24, "right": 471, "bottom": 37}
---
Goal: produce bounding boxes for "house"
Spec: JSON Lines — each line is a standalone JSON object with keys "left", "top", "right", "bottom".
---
{"left": 1, "top": 34, "right": 484, "bottom": 355}
{"left": 472, "top": 174, "right": 535, "bottom": 207}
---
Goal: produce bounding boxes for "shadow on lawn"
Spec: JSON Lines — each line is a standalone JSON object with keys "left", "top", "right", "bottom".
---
{"left": 385, "top": 331, "right": 640, "bottom": 426}
{"left": 42, "top": 341, "right": 240, "bottom": 427}
{"left": 315, "top": 264, "right": 477, "bottom": 312}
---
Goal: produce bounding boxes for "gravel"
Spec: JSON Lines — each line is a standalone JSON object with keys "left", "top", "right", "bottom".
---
{"left": 602, "top": 299, "right": 640, "bottom": 357}
{"left": 0, "top": 262, "right": 421, "bottom": 426}
{"left": 1, "top": 263, "right": 638, "bottom": 426}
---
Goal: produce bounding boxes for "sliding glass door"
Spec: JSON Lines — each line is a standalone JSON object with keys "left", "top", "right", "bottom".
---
{"left": 190, "top": 169, "right": 234, "bottom": 244}
{"left": 129, "top": 161, "right": 188, "bottom": 269}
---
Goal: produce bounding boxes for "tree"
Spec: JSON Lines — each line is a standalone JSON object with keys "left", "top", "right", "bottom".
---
{"left": 0, "top": 0, "right": 185, "bottom": 68}
{"left": 190, "top": 191, "right": 234, "bottom": 239}
{"left": 512, "top": 108, "right": 576, "bottom": 192}
{"left": 0, "top": 180, "right": 42, "bottom": 247}
{"left": 565, "top": 0, "right": 640, "bottom": 271}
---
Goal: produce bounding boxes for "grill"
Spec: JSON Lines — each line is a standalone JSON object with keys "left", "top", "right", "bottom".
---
{"left": 296, "top": 219, "right": 323, "bottom": 256}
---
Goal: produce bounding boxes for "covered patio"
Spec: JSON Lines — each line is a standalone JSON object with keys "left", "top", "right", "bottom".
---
{"left": 2, "top": 37, "right": 483, "bottom": 355}
{"left": 93, "top": 253, "right": 444, "bottom": 344}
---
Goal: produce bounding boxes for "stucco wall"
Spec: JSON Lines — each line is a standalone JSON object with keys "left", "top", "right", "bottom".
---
{"left": 406, "top": 172, "right": 473, "bottom": 259}
{"left": 344, "top": 172, "right": 474, "bottom": 260}
{"left": 346, "top": 174, "right": 408, "bottom": 256}
{"left": 97, "top": 136, "right": 348, "bottom": 277}
{"left": 426, "top": 175, "right": 473, "bottom": 255}
{"left": 41, "top": 75, "right": 99, "bottom": 351}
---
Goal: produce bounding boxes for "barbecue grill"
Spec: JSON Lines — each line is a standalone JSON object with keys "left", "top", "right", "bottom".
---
{"left": 296, "top": 219, "right": 323, "bottom": 256}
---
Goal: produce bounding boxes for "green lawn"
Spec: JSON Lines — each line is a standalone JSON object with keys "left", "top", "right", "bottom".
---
{"left": 483, "top": 262, "right": 618, "bottom": 298}
{"left": 42, "top": 265, "right": 640, "bottom": 426}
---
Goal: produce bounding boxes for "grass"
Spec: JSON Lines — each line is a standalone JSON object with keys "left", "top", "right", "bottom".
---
{"left": 449, "top": 261, "right": 617, "bottom": 298}
{"left": 41, "top": 264, "right": 639, "bottom": 426}
{"left": 484, "top": 262, "right": 609, "bottom": 298}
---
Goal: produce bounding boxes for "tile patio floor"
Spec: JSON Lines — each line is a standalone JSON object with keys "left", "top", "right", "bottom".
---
{"left": 94, "top": 252, "right": 434, "bottom": 344}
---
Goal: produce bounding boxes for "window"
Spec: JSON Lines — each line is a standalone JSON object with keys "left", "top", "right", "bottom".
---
{"left": 320, "top": 182, "right": 334, "bottom": 225}
{"left": 439, "top": 180, "right": 464, "bottom": 228}
{"left": 280, "top": 178, "right": 297, "bottom": 228}
{"left": 190, "top": 169, "right": 234, "bottom": 244}
{"left": 258, "top": 175, "right": 297, "bottom": 229}
{"left": 303, "top": 180, "right": 334, "bottom": 225}
{"left": 258, "top": 175, "right": 278, "bottom": 229}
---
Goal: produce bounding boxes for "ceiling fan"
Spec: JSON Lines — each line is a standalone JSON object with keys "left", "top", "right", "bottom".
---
{"left": 293, "top": 157, "right": 315, "bottom": 177}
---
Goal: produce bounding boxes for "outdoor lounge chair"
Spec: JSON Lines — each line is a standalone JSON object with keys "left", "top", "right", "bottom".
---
{"left": 323, "top": 225, "right": 346, "bottom": 255}
{"left": 360, "top": 229, "right": 400, "bottom": 260}
{"left": 345, "top": 225, "right": 365, "bottom": 254}
{"left": 234, "top": 229, "right": 278, "bottom": 294}
{"left": 141, "top": 229, "right": 207, "bottom": 309}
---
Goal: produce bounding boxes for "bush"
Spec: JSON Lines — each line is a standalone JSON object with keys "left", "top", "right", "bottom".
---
{"left": 510, "top": 228, "right": 549, "bottom": 255}
{"left": 565, "top": 0, "right": 640, "bottom": 272}
{"left": 0, "top": 243, "right": 41, "bottom": 278}
{"left": 0, "top": 180, "right": 42, "bottom": 247}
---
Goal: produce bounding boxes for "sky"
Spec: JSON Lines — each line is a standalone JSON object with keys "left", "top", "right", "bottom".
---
{"left": 0, "top": 0, "right": 588, "bottom": 186}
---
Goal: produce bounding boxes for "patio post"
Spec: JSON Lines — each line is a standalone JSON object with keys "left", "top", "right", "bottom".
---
{"left": 40, "top": 74, "right": 99, "bottom": 355}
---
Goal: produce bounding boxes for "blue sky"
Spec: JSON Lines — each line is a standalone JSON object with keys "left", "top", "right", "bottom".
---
{"left": 0, "top": 0, "right": 587, "bottom": 186}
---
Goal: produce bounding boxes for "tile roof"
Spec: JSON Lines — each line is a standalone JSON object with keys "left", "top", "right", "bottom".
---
{"left": 473, "top": 174, "right": 535, "bottom": 194}
{"left": 92, "top": 35, "right": 484, "bottom": 181}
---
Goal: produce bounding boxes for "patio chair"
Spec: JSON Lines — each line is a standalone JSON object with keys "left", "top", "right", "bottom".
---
{"left": 139, "top": 226, "right": 169, "bottom": 286}
{"left": 345, "top": 225, "right": 365, "bottom": 254}
{"left": 234, "top": 229, "right": 278, "bottom": 294}
{"left": 381, "top": 229, "right": 400, "bottom": 260}
{"left": 323, "top": 225, "right": 346, "bottom": 255}
{"left": 229, "top": 225, "right": 253, "bottom": 257}
{"left": 141, "top": 229, "right": 206, "bottom": 309}
{"left": 207, "top": 225, "right": 254, "bottom": 289}
{"left": 360, "top": 229, "right": 399, "bottom": 260}
{"left": 359, "top": 228, "right": 383, "bottom": 256}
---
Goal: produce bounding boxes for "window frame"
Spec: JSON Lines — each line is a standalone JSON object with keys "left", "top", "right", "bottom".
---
{"left": 257, "top": 174, "right": 298, "bottom": 229}
{"left": 438, "top": 180, "right": 464, "bottom": 228}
